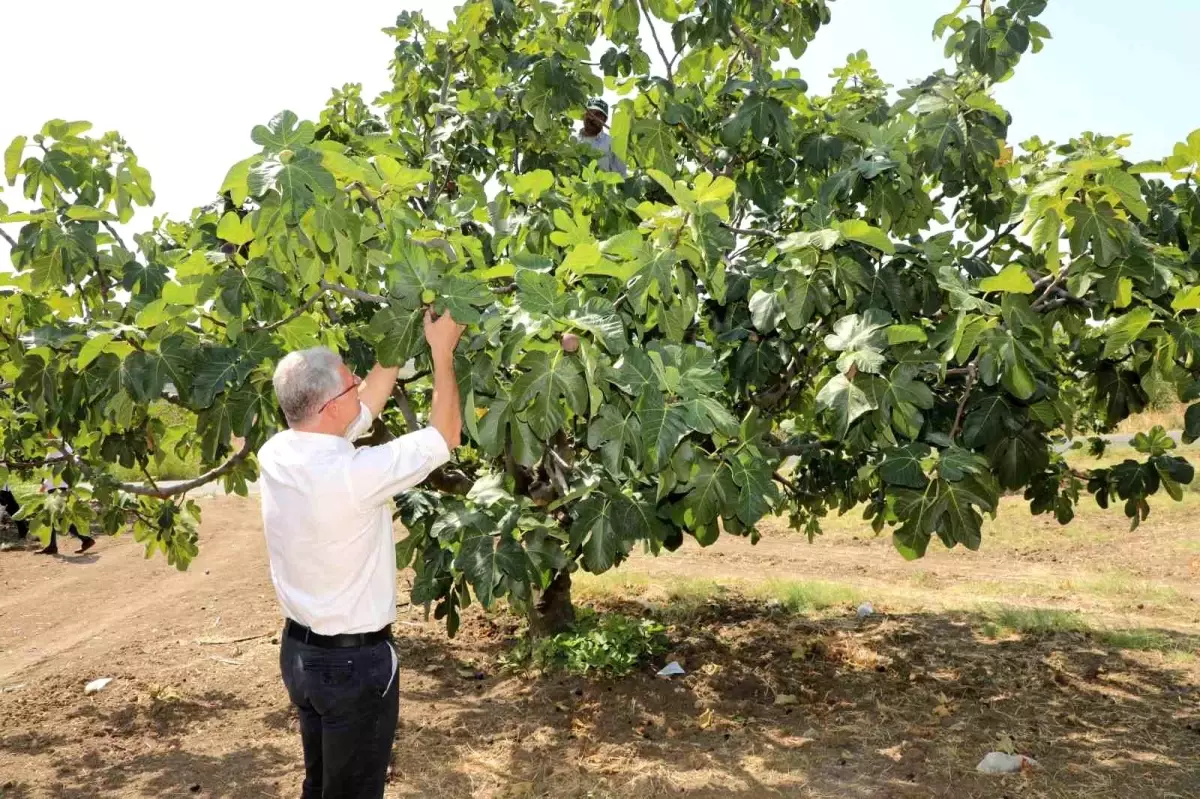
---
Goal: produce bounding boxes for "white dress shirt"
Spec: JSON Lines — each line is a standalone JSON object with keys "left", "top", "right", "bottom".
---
{"left": 258, "top": 426, "right": 450, "bottom": 635}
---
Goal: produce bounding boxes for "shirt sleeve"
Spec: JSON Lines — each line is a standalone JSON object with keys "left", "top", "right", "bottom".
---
{"left": 347, "top": 427, "right": 452, "bottom": 508}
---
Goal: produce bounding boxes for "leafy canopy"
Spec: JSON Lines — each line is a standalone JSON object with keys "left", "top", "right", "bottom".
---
{"left": 4, "top": 1, "right": 1200, "bottom": 632}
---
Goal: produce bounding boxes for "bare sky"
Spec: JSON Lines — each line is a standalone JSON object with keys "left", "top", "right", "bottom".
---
{"left": 3, "top": 0, "right": 1197, "bottom": 230}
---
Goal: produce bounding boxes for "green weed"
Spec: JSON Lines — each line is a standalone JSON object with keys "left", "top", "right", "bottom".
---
{"left": 501, "top": 610, "right": 667, "bottom": 678}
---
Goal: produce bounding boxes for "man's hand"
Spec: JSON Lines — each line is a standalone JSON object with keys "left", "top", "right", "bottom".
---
{"left": 425, "top": 309, "right": 465, "bottom": 363}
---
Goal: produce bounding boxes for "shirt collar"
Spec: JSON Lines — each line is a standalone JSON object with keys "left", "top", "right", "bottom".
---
{"left": 281, "top": 429, "right": 355, "bottom": 451}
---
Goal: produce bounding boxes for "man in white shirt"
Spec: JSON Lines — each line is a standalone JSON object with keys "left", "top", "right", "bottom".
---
{"left": 259, "top": 308, "right": 463, "bottom": 799}
{"left": 574, "top": 97, "right": 628, "bottom": 177}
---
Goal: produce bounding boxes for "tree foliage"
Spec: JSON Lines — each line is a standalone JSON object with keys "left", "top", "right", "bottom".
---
{"left": 4, "top": 0, "right": 1200, "bottom": 633}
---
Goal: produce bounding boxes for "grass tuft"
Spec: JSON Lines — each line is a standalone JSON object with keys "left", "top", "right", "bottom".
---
{"left": 981, "top": 606, "right": 1092, "bottom": 635}
{"left": 978, "top": 604, "right": 1200, "bottom": 655}
{"left": 756, "top": 579, "right": 863, "bottom": 613}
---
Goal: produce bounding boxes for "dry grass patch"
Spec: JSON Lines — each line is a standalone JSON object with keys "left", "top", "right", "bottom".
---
{"left": 1115, "top": 403, "right": 1186, "bottom": 435}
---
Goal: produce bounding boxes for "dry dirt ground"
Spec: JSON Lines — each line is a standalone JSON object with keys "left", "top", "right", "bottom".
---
{"left": 0, "top": 493, "right": 1198, "bottom": 798}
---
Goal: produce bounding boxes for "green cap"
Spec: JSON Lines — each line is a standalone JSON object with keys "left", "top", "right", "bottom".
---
{"left": 586, "top": 98, "right": 609, "bottom": 118}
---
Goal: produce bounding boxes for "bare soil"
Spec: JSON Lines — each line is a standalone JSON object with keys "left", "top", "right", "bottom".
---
{"left": 0, "top": 495, "right": 1198, "bottom": 798}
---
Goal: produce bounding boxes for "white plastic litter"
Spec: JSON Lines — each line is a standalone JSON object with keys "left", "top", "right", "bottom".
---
{"left": 84, "top": 677, "right": 113, "bottom": 695}
{"left": 976, "top": 752, "right": 1039, "bottom": 774}
{"left": 856, "top": 602, "right": 874, "bottom": 619}
{"left": 656, "top": 662, "right": 686, "bottom": 677}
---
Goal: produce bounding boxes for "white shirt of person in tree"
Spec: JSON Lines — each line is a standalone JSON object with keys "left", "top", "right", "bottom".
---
{"left": 574, "top": 98, "right": 627, "bottom": 177}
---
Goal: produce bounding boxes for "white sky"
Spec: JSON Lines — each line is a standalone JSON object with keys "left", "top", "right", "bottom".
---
{"left": 3, "top": 0, "right": 1197, "bottom": 234}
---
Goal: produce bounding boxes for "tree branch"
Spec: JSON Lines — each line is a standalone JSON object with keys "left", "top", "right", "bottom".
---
{"left": 949, "top": 361, "right": 979, "bottom": 442}
{"left": 636, "top": 0, "right": 675, "bottom": 83}
{"left": 1030, "top": 265, "right": 1070, "bottom": 312}
{"left": 670, "top": 212, "right": 692, "bottom": 250}
{"left": 115, "top": 437, "right": 253, "bottom": 498}
{"left": 544, "top": 449, "right": 570, "bottom": 497}
{"left": 0, "top": 228, "right": 16, "bottom": 248}
{"left": 1037, "top": 293, "right": 1096, "bottom": 313}
{"left": 768, "top": 436, "right": 840, "bottom": 459}
{"left": 319, "top": 280, "right": 388, "bottom": 305}
{"left": 426, "top": 466, "right": 473, "bottom": 495}
{"left": 250, "top": 292, "right": 322, "bottom": 333}
{"left": 0, "top": 455, "right": 69, "bottom": 470}
{"left": 425, "top": 47, "right": 463, "bottom": 207}
{"left": 101, "top": 221, "right": 129, "bottom": 252}
{"left": 729, "top": 20, "right": 763, "bottom": 69}
{"left": 399, "top": 370, "right": 430, "bottom": 386}
{"left": 722, "top": 224, "right": 781, "bottom": 240}
{"left": 350, "top": 182, "right": 383, "bottom": 220}
{"left": 428, "top": 149, "right": 459, "bottom": 210}
{"left": 755, "top": 357, "right": 801, "bottom": 409}
{"left": 392, "top": 385, "right": 420, "bottom": 432}
{"left": 140, "top": 463, "right": 161, "bottom": 493}
{"left": 971, "top": 221, "right": 1019, "bottom": 260}
{"left": 772, "top": 471, "right": 796, "bottom": 493}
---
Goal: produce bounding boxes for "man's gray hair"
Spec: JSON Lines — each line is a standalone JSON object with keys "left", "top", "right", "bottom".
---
{"left": 273, "top": 347, "right": 345, "bottom": 427}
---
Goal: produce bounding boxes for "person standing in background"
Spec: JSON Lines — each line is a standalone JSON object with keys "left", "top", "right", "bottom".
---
{"left": 0, "top": 485, "right": 29, "bottom": 541}
{"left": 0, "top": 445, "right": 95, "bottom": 555}
{"left": 37, "top": 463, "right": 96, "bottom": 555}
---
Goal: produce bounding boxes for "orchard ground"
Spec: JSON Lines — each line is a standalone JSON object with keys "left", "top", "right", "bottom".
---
{"left": 1, "top": 448, "right": 1199, "bottom": 798}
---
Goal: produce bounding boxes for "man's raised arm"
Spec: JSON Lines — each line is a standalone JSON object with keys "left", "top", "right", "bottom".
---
{"left": 425, "top": 309, "right": 464, "bottom": 450}
{"left": 357, "top": 363, "right": 400, "bottom": 419}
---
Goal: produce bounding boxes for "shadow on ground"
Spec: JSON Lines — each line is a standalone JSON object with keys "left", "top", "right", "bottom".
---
{"left": 42, "top": 746, "right": 292, "bottom": 799}
{"left": 17, "top": 600, "right": 1200, "bottom": 798}
{"left": 382, "top": 600, "right": 1200, "bottom": 798}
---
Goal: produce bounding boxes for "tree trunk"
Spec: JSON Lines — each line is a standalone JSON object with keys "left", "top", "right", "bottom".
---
{"left": 529, "top": 570, "right": 575, "bottom": 637}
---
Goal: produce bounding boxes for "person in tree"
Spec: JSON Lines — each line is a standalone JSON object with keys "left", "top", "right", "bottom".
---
{"left": 260, "top": 308, "right": 464, "bottom": 799}
{"left": 575, "top": 97, "right": 627, "bottom": 177}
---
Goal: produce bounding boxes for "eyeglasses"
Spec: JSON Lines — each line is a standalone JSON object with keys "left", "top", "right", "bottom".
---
{"left": 319, "top": 375, "right": 361, "bottom": 414}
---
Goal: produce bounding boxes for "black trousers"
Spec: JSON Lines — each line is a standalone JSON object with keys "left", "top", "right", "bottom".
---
{"left": 279, "top": 627, "right": 399, "bottom": 799}
{"left": 0, "top": 490, "right": 28, "bottom": 538}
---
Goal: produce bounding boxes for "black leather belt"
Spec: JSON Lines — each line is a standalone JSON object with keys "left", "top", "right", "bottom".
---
{"left": 285, "top": 620, "right": 392, "bottom": 649}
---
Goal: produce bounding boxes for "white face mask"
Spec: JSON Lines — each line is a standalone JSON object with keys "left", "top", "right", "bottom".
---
{"left": 343, "top": 400, "right": 374, "bottom": 442}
